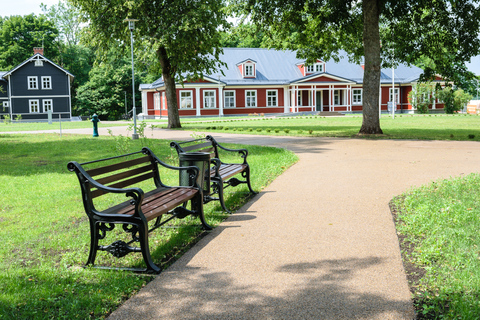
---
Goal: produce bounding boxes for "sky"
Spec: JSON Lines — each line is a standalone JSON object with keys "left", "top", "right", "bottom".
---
{"left": 2, "top": 0, "right": 59, "bottom": 17}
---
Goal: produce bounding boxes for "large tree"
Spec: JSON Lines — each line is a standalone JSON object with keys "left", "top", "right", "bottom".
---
{"left": 0, "top": 14, "right": 59, "bottom": 70}
{"left": 69, "top": 0, "right": 229, "bottom": 128}
{"left": 234, "top": 0, "right": 480, "bottom": 134}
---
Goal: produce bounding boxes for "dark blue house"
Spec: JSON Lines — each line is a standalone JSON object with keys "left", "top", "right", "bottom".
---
{"left": 0, "top": 48, "right": 74, "bottom": 121}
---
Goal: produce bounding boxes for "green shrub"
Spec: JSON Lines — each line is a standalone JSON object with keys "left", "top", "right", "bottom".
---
{"left": 284, "top": 129, "right": 290, "bottom": 133}
{"left": 256, "top": 128, "right": 262, "bottom": 132}
{"left": 275, "top": 129, "right": 280, "bottom": 133}
{"left": 266, "top": 128, "right": 271, "bottom": 132}
{"left": 248, "top": 128, "right": 253, "bottom": 132}
{"left": 309, "top": 130, "right": 313, "bottom": 134}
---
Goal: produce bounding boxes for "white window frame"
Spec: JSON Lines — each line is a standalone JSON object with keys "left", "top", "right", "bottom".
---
{"left": 267, "top": 90, "right": 278, "bottom": 107}
{"left": 180, "top": 90, "right": 193, "bottom": 109}
{"left": 28, "top": 76, "right": 38, "bottom": 90}
{"left": 42, "top": 99, "right": 53, "bottom": 113}
{"left": 154, "top": 93, "right": 160, "bottom": 110}
{"left": 297, "top": 91, "right": 302, "bottom": 106}
{"left": 352, "top": 89, "right": 363, "bottom": 105}
{"left": 224, "top": 90, "right": 235, "bottom": 108}
{"left": 245, "top": 90, "right": 257, "bottom": 107}
{"left": 29, "top": 100, "right": 40, "bottom": 113}
{"left": 334, "top": 90, "right": 341, "bottom": 105}
{"left": 244, "top": 63, "right": 255, "bottom": 77}
{"left": 41, "top": 76, "right": 52, "bottom": 90}
{"left": 203, "top": 90, "right": 216, "bottom": 108}
{"left": 306, "top": 63, "right": 324, "bottom": 74}
{"left": 389, "top": 88, "right": 400, "bottom": 104}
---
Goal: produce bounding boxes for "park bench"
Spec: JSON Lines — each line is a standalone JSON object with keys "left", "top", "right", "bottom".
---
{"left": 67, "top": 147, "right": 211, "bottom": 273}
{"left": 170, "top": 135, "right": 256, "bottom": 213}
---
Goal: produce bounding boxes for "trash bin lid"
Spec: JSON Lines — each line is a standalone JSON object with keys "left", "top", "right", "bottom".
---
{"left": 179, "top": 152, "right": 211, "bottom": 161}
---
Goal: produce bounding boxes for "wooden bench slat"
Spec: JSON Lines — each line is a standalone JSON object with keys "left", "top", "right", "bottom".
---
{"left": 213, "top": 164, "right": 247, "bottom": 179}
{"left": 115, "top": 187, "right": 197, "bottom": 221}
{"left": 86, "top": 156, "right": 151, "bottom": 177}
{"left": 91, "top": 172, "right": 155, "bottom": 198}
{"left": 95, "top": 164, "right": 154, "bottom": 186}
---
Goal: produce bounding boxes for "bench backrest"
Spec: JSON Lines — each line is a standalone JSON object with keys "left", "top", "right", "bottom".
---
{"left": 170, "top": 136, "right": 218, "bottom": 160}
{"left": 68, "top": 150, "right": 161, "bottom": 200}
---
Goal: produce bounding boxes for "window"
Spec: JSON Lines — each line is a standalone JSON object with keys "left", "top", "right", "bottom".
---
{"left": 28, "top": 76, "right": 38, "bottom": 90}
{"left": 244, "top": 63, "right": 254, "bottom": 77}
{"left": 306, "top": 63, "right": 324, "bottom": 74}
{"left": 353, "top": 89, "right": 362, "bottom": 104}
{"left": 154, "top": 93, "right": 160, "bottom": 110}
{"left": 29, "top": 100, "right": 39, "bottom": 113}
{"left": 267, "top": 90, "right": 277, "bottom": 107}
{"left": 224, "top": 91, "right": 235, "bottom": 108}
{"left": 3, "top": 101, "right": 8, "bottom": 108}
{"left": 180, "top": 91, "right": 192, "bottom": 109}
{"left": 34, "top": 60, "right": 43, "bottom": 67}
{"left": 246, "top": 90, "right": 256, "bottom": 107}
{"left": 204, "top": 91, "right": 216, "bottom": 108}
{"left": 43, "top": 99, "right": 53, "bottom": 113}
{"left": 389, "top": 88, "right": 400, "bottom": 104}
{"left": 334, "top": 90, "right": 341, "bottom": 105}
{"left": 41, "top": 76, "right": 52, "bottom": 90}
{"left": 297, "top": 91, "right": 302, "bottom": 106}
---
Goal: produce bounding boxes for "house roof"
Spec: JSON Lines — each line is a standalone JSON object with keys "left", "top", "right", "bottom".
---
{"left": 142, "top": 48, "right": 425, "bottom": 89}
{"left": 2, "top": 53, "right": 75, "bottom": 80}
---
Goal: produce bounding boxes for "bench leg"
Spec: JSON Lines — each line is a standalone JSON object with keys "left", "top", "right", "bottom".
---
{"left": 192, "top": 193, "right": 212, "bottom": 230}
{"left": 137, "top": 222, "right": 162, "bottom": 274}
{"left": 244, "top": 166, "right": 257, "bottom": 195}
{"left": 86, "top": 220, "right": 99, "bottom": 266}
{"left": 214, "top": 179, "right": 231, "bottom": 214}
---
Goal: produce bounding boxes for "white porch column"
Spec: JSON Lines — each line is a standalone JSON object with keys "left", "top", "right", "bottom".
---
{"left": 218, "top": 86, "right": 224, "bottom": 116}
{"left": 284, "top": 86, "right": 290, "bottom": 113}
{"left": 329, "top": 85, "right": 333, "bottom": 112}
{"left": 196, "top": 87, "right": 201, "bottom": 116}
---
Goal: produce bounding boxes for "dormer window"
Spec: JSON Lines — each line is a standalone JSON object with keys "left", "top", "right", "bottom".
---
{"left": 245, "top": 64, "right": 254, "bottom": 77}
{"left": 306, "top": 62, "right": 324, "bottom": 74}
{"left": 237, "top": 59, "right": 257, "bottom": 78}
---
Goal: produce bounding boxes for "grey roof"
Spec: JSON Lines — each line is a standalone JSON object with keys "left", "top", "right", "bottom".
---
{"left": 142, "top": 48, "right": 425, "bottom": 89}
{"left": 3, "top": 53, "right": 74, "bottom": 79}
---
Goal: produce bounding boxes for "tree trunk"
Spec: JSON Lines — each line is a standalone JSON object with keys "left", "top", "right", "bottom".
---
{"left": 359, "top": 0, "right": 383, "bottom": 134}
{"left": 158, "top": 47, "right": 182, "bottom": 129}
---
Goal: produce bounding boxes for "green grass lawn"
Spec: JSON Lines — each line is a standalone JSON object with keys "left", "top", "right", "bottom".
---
{"left": 175, "top": 113, "right": 480, "bottom": 141}
{"left": 0, "top": 133, "right": 298, "bottom": 319}
{"left": 392, "top": 174, "right": 480, "bottom": 319}
{"left": 0, "top": 120, "right": 129, "bottom": 132}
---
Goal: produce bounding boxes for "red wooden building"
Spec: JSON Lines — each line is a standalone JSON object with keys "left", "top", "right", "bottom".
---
{"left": 139, "top": 48, "right": 445, "bottom": 118}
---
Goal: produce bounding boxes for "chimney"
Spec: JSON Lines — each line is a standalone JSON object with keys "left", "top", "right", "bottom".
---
{"left": 33, "top": 47, "right": 44, "bottom": 55}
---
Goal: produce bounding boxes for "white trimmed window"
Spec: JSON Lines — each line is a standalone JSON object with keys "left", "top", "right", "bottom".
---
{"left": 180, "top": 91, "right": 193, "bottom": 109}
{"left": 306, "top": 63, "right": 324, "bottom": 74}
{"left": 334, "top": 90, "right": 341, "bottom": 105}
{"left": 43, "top": 99, "right": 53, "bottom": 112}
{"left": 203, "top": 90, "right": 216, "bottom": 108}
{"left": 28, "top": 76, "right": 38, "bottom": 90}
{"left": 246, "top": 90, "right": 256, "bottom": 107}
{"left": 224, "top": 91, "right": 235, "bottom": 108}
{"left": 245, "top": 63, "right": 254, "bottom": 77}
{"left": 389, "top": 88, "right": 400, "bottom": 104}
{"left": 41, "top": 76, "right": 52, "bottom": 90}
{"left": 353, "top": 89, "right": 362, "bottom": 104}
{"left": 29, "top": 100, "right": 40, "bottom": 113}
{"left": 154, "top": 93, "right": 160, "bottom": 110}
{"left": 267, "top": 90, "right": 277, "bottom": 107}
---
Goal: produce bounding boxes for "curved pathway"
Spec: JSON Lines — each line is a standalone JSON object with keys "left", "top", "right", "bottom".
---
{"left": 51, "top": 127, "right": 480, "bottom": 319}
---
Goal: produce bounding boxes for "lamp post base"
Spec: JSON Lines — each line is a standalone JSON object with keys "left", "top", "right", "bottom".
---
{"left": 132, "top": 133, "right": 139, "bottom": 140}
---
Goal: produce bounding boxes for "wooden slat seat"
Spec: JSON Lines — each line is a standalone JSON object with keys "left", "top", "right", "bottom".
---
{"left": 171, "top": 135, "right": 256, "bottom": 213}
{"left": 68, "top": 147, "right": 211, "bottom": 274}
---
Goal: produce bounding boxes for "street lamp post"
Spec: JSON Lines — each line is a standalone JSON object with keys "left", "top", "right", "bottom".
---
{"left": 125, "top": 18, "right": 139, "bottom": 140}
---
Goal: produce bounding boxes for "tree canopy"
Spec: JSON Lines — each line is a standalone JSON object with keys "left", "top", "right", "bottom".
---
{"left": 232, "top": 0, "right": 480, "bottom": 134}
{"left": 0, "top": 14, "right": 59, "bottom": 70}
{"left": 69, "top": 0, "right": 230, "bottom": 128}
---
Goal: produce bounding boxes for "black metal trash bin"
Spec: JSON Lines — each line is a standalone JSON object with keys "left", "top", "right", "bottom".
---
{"left": 179, "top": 152, "right": 211, "bottom": 196}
